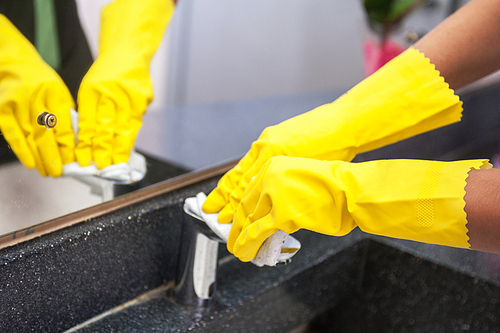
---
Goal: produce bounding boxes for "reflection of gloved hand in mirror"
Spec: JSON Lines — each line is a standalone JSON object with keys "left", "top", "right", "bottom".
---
{"left": 75, "top": 0, "right": 174, "bottom": 170}
{"left": 227, "top": 156, "right": 491, "bottom": 262}
{"left": 0, "top": 15, "right": 75, "bottom": 177}
{"left": 203, "top": 47, "right": 463, "bottom": 222}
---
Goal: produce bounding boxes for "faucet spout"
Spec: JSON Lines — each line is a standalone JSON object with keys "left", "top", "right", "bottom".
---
{"left": 172, "top": 212, "right": 222, "bottom": 307}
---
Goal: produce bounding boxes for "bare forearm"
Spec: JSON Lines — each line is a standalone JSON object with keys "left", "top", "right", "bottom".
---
{"left": 414, "top": 0, "right": 500, "bottom": 90}
{"left": 412, "top": 1, "right": 500, "bottom": 251}
{"left": 465, "top": 168, "right": 500, "bottom": 253}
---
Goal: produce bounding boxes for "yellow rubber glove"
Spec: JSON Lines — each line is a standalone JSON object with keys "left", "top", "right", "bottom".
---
{"left": 75, "top": 0, "right": 174, "bottom": 169}
{"left": 228, "top": 157, "right": 491, "bottom": 262}
{"left": 203, "top": 47, "right": 463, "bottom": 223}
{"left": 0, "top": 15, "right": 75, "bottom": 177}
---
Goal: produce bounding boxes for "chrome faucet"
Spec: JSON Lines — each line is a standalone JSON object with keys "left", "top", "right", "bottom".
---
{"left": 173, "top": 194, "right": 300, "bottom": 307}
{"left": 171, "top": 211, "right": 223, "bottom": 307}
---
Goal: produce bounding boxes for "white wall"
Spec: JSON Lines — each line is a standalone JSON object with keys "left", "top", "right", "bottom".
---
{"left": 77, "top": 0, "right": 368, "bottom": 109}
{"left": 76, "top": 0, "right": 469, "bottom": 109}
{"left": 168, "top": 0, "right": 366, "bottom": 107}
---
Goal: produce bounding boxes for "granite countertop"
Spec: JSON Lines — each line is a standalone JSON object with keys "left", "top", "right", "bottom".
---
{"left": 69, "top": 230, "right": 500, "bottom": 333}
{"left": 3, "top": 83, "right": 500, "bottom": 332}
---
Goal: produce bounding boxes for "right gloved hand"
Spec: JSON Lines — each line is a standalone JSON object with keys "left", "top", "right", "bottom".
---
{"left": 0, "top": 15, "right": 75, "bottom": 177}
{"left": 75, "top": 0, "right": 174, "bottom": 170}
{"left": 228, "top": 157, "right": 491, "bottom": 262}
{"left": 203, "top": 47, "right": 463, "bottom": 223}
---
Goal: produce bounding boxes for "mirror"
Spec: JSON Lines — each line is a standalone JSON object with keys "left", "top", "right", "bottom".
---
{"left": 0, "top": 0, "right": 456, "bottom": 238}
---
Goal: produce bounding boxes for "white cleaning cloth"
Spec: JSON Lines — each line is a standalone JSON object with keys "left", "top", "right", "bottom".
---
{"left": 184, "top": 192, "right": 301, "bottom": 267}
{"left": 62, "top": 150, "right": 146, "bottom": 183}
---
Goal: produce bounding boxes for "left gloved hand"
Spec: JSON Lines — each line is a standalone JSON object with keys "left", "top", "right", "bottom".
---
{"left": 75, "top": 0, "right": 174, "bottom": 169}
{"left": 0, "top": 15, "right": 75, "bottom": 177}
{"left": 228, "top": 156, "right": 490, "bottom": 262}
{"left": 202, "top": 47, "right": 463, "bottom": 224}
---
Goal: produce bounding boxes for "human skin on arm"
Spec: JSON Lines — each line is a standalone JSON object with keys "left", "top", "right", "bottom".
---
{"left": 413, "top": 0, "right": 500, "bottom": 90}
{"left": 412, "top": 0, "right": 500, "bottom": 253}
{"left": 465, "top": 169, "right": 500, "bottom": 253}
{"left": 203, "top": 0, "right": 500, "bottom": 224}
{"left": 205, "top": 0, "right": 500, "bottom": 255}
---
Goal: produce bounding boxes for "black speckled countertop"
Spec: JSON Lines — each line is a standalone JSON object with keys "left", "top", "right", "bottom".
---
{"left": 70, "top": 229, "right": 365, "bottom": 333}
{"left": 2, "top": 83, "right": 500, "bottom": 332}
{"left": 66, "top": 234, "right": 500, "bottom": 333}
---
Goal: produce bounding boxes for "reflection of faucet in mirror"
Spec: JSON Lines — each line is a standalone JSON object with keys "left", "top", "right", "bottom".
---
{"left": 0, "top": 0, "right": 180, "bottom": 236}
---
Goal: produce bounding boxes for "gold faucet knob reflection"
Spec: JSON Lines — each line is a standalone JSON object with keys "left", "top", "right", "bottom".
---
{"left": 37, "top": 112, "right": 57, "bottom": 129}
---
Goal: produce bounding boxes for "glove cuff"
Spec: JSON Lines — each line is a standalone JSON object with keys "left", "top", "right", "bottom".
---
{"left": 283, "top": 47, "right": 463, "bottom": 162}
{"left": 98, "top": 0, "right": 174, "bottom": 61}
{"left": 349, "top": 159, "right": 492, "bottom": 249}
{"left": 345, "top": 46, "right": 463, "bottom": 155}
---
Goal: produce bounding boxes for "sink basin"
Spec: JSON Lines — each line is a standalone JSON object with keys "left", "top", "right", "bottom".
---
{"left": 64, "top": 232, "right": 500, "bottom": 332}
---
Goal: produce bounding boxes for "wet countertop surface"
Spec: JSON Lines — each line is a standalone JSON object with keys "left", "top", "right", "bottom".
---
{"left": 3, "top": 83, "right": 500, "bottom": 332}
{"left": 68, "top": 232, "right": 500, "bottom": 333}
{"left": 3, "top": 168, "right": 500, "bottom": 333}
{"left": 70, "top": 228, "right": 365, "bottom": 332}
{"left": 7, "top": 165, "right": 500, "bottom": 333}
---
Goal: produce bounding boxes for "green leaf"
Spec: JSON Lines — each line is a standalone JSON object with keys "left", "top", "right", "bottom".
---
{"left": 388, "top": 0, "right": 421, "bottom": 21}
{"left": 363, "top": 0, "right": 422, "bottom": 24}
{"left": 363, "top": 0, "right": 395, "bottom": 24}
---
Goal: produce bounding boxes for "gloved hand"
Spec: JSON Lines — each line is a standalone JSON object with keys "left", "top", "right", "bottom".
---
{"left": 228, "top": 156, "right": 490, "bottom": 262}
{"left": 75, "top": 0, "right": 174, "bottom": 169}
{"left": 0, "top": 15, "right": 75, "bottom": 177}
{"left": 203, "top": 47, "right": 463, "bottom": 222}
